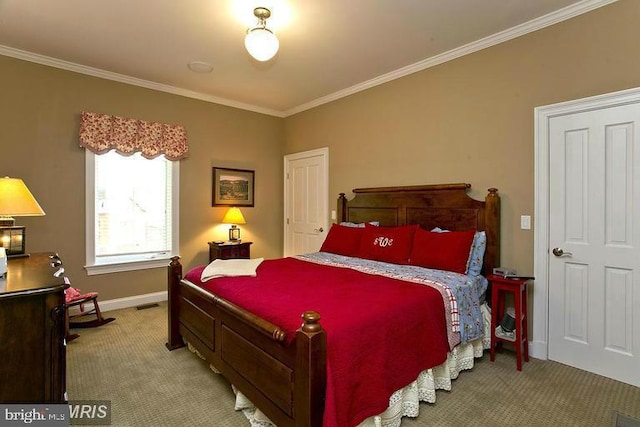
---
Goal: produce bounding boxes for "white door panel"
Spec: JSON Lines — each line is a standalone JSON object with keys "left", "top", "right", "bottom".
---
{"left": 284, "top": 148, "right": 328, "bottom": 257}
{"left": 548, "top": 104, "right": 640, "bottom": 387}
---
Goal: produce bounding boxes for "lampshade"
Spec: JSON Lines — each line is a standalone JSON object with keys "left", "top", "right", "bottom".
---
{"left": 245, "top": 28, "right": 279, "bottom": 61}
{"left": 0, "top": 177, "right": 45, "bottom": 257}
{"left": 245, "top": 7, "right": 279, "bottom": 62}
{"left": 222, "top": 207, "right": 246, "bottom": 225}
{"left": 0, "top": 177, "right": 46, "bottom": 223}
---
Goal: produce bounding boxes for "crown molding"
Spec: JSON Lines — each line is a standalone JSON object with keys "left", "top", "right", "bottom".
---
{"left": 0, "top": 0, "right": 618, "bottom": 118}
{"left": 283, "top": 0, "right": 619, "bottom": 117}
{"left": 0, "top": 45, "right": 286, "bottom": 118}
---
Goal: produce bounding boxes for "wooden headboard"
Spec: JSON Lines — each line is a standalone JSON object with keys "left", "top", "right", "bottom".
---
{"left": 338, "top": 183, "right": 500, "bottom": 275}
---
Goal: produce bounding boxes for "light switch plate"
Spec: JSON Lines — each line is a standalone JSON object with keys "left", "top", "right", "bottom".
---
{"left": 520, "top": 215, "right": 531, "bottom": 230}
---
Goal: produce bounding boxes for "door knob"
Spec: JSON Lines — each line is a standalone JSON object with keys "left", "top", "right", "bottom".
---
{"left": 314, "top": 227, "right": 324, "bottom": 233}
{"left": 552, "top": 247, "right": 573, "bottom": 257}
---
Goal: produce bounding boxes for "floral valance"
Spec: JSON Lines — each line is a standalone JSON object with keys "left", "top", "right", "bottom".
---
{"left": 79, "top": 111, "right": 188, "bottom": 160}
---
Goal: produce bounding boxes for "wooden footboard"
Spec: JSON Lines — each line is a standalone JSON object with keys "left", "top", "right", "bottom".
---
{"left": 166, "top": 256, "right": 327, "bottom": 427}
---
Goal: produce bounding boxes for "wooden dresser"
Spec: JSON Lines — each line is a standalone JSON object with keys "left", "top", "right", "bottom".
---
{"left": 0, "top": 252, "right": 68, "bottom": 402}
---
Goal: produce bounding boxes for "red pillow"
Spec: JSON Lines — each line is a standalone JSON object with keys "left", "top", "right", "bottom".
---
{"left": 409, "top": 228, "right": 476, "bottom": 273}
{"left": 357, "top": 224, "right": 418, "bottom": 264}
{"left": 320, "top": 224, "right": 365, "bottom": 257}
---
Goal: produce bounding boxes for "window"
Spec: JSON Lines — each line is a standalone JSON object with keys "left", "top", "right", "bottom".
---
{"left": 85, "top": 150, "right": 179, "bottom": 275}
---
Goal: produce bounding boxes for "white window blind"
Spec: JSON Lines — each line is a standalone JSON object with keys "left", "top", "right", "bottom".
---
{"left": 85, "top": 150, "right": 179, "bottom": 275}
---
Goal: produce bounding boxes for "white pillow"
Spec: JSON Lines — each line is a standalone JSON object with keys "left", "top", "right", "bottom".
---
{"left": 339, "top": 221, "right": 379, "bottom": 227}
{"left": 200, "top": 258, "right": 264, "bottom": 282}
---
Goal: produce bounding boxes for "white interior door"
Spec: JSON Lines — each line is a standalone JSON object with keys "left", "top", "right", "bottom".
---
{"left": 548, "top": 104, "right": 640, "bottom": 387}
{"left": 283, "top": 148, "right": 329, "bottom": 257}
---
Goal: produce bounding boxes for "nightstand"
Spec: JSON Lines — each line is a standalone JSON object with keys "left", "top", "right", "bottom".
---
{"left": 208, "top": 241, "right": 252, "bottom": 262}
{"left": 488, "top": 274, "right": 531, "bottom": 371}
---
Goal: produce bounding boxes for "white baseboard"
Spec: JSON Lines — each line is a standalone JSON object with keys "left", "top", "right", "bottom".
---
{"left": 529, "top": 340, "right": 548, "bottom": 360}
{"left": 99, "top": 291, "right": 168, "bottom": 313}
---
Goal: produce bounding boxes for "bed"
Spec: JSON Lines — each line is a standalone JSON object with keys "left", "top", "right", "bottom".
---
{"left": 166, "top": 183, "right": 500, "bottom": 427}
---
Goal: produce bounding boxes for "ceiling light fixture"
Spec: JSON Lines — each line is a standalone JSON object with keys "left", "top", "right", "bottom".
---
{"left": 244, "top": 7, "right": 279, "bottom": 62}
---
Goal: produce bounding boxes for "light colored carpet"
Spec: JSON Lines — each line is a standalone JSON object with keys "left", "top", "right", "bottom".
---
{"left": 67, "top": 302, "right": 640, "bottom": 426}
{"left": 66, "top": 302, "right": 247, "bottom": 426}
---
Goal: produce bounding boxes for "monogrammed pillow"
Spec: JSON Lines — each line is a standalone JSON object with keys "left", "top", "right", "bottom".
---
{"left": 357, "top": 224, "right": 419, "bottom": 264}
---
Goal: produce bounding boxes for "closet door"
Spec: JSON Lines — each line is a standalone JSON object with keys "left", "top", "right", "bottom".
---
{"left": 548, "top": 103, "right": 640, "bottom": 387}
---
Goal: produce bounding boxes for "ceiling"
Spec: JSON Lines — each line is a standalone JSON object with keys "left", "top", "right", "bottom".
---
{"left": 0, "top": 0, "right": 615, "bottom": 117}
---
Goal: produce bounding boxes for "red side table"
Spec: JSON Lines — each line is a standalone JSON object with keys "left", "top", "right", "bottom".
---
{"left": 488, "top": 274, "right": 531, "bottom": 371}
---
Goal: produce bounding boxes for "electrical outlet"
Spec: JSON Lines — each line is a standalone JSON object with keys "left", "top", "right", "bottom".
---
{"left": 331, "top": 210, "right": 337, "bottom": 220}
{"left": 520, "top": 215, "right": 531, "bottom": 230}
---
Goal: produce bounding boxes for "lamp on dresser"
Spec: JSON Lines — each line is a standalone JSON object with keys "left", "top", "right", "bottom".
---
{"left": 0, "top": 176, "right": 46, "bottom": 257}
{"left": 222, "top": 207, "right": 246, "bottom": 242}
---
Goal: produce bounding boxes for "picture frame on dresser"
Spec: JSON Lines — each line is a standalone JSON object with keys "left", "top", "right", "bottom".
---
{"left": 212, "top": 167, "right": 255, "bottom": 207}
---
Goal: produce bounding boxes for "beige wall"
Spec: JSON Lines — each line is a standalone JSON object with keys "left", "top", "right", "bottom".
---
{"left": 2, "top": 0, "right": 639, "bottom": 302}
{"left": 0, "top": 56, "right": 284, "bottom": 300}
{"left": 283, "top": 0, "right": 640, "bottom": 274}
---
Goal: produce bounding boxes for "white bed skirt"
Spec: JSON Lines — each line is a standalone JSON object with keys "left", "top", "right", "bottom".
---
{"left": 190, "top": 304, "right": 492, "bottom": 427}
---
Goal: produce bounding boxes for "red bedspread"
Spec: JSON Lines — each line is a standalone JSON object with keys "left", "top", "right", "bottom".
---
{"left": 184, "top": 257, "right": 449, "bottom": 427}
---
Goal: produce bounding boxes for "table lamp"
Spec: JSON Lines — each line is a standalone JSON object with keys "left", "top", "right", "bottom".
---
{"left": 0, "top": 177, "right": 46, "bottom": 257}
{"left": 222, "top": 207, "right": 246, "bottom": 242}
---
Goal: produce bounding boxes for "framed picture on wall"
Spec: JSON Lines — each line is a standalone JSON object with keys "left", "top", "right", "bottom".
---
{"left": 212, "top": 167, "right": 255, "bottom": 207}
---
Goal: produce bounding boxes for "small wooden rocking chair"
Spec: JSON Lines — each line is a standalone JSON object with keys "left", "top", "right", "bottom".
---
{"left": 65, "top": 285, "right": 115, "bottom": 342}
